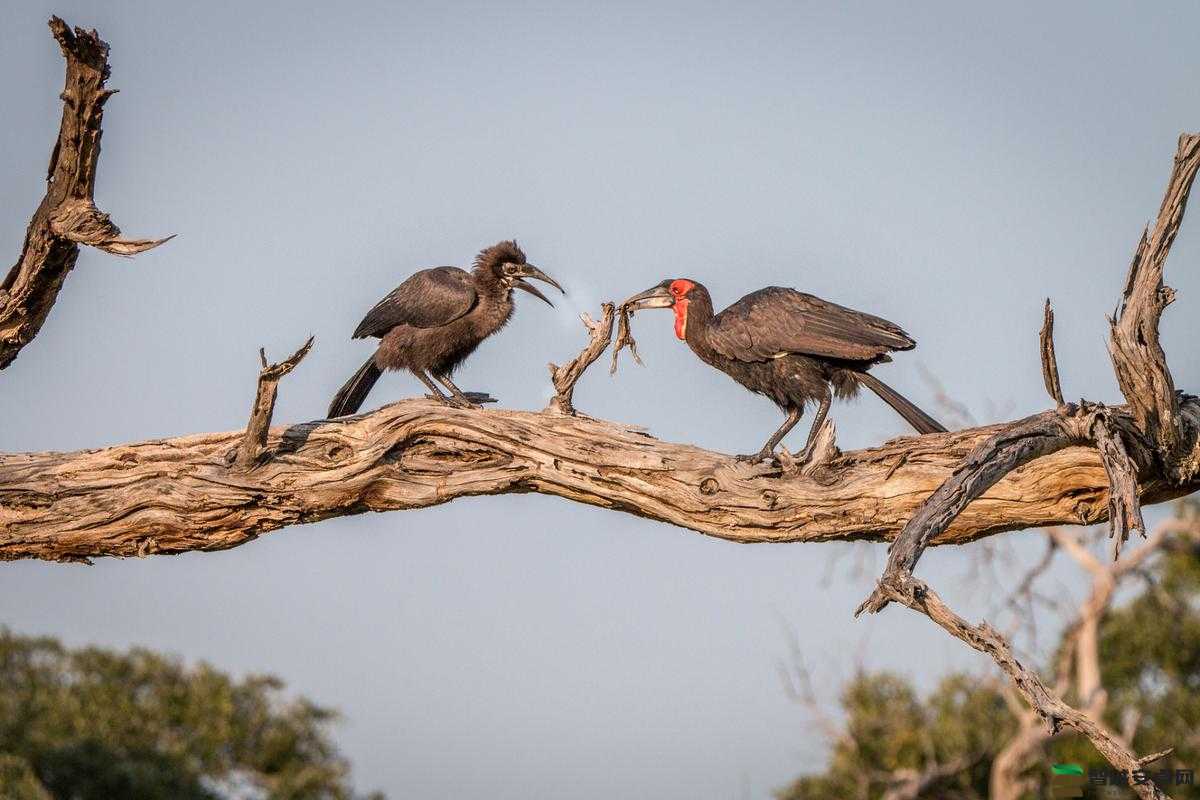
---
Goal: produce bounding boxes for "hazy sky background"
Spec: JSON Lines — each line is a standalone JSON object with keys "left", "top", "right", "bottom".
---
{"left": 3, "top": 1, "right": 1200, "bottom": 797}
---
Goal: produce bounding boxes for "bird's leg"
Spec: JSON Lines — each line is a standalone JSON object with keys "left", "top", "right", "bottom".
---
{"left": 435, "top": 374, "right": 486, "bottom": 409}
{"left": 411, "top": 369, "right": 458, "bottom": 407}
{"left": 736, "top": 406, "right": 803, "bottom": 463}
{"left": 796, "top": 391, "right": 832, "bottom": 466}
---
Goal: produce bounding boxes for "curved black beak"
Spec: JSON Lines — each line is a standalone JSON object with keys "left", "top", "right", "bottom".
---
{"left": 622, "top": 284, "right": 674, "bottom": 311}
{"left": 514, "top": 264, "right": 565, "bottom": 307}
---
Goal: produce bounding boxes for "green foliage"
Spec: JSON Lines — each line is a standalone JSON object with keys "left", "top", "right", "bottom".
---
{"left": 776, "top": 672, "right": 1012, "bottom": 799}
{"left": 0, "top": 753, "right": 53, "bottom": 800}
{"left": 781, "top": 505, "right": 1200, "bottom": 799}
{"left": 1046, "top": 541, "right": 1200, "bottom": 799}
{"left": 0, "top": 630, "right": 382, "bottom": 800}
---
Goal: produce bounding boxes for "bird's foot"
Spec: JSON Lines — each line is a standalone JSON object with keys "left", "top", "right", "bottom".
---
{"left": 734, "top": 449, "right": 776, "bottom": 464}
{"left": 445, "top": 391, "right": 500, "bottom": 410}
{"left": 446, "top": 395, "right": 483, "bottom": 410}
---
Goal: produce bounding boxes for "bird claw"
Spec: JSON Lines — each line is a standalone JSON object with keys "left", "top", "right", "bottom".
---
{"left": 426, "top": 391, "right": 498, "bottom": 410}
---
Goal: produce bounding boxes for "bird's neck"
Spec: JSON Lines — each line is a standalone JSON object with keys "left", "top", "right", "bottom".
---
{"left": 473, "top": 268, "right": 512, "bottom": 303}
{"left": 680, "top": 288, "right": 715, "bottom": 352}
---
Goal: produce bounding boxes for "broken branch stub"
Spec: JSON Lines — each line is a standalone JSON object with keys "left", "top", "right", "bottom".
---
{"left": 234, "top": 337, "right": 314, "bottom": 470}
{"left": 1039, "top": 299, "right": 1064, "bottom": 406}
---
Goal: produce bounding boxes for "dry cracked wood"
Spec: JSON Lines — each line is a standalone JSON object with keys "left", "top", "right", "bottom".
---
{"left": 1, "top": 398, "right": 1196, "bottom": 562}
{"left": 0, "top": 17, "right": 169, "bottom": 370}
{"left": 1109, "top": 134, "right": 1200, "bottom": 482}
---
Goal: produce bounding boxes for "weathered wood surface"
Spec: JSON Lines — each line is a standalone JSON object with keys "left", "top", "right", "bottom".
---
{"left": 2, "top": 398, "right": 1194, "bottom": 562}
{"left": 0, "top": 18, "right": 169, "bottom": 370}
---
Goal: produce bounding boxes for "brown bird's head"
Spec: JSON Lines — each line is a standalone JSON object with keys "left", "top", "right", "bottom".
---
{"left": 474, "top": 240, "right": 564, "bottom": 306}
{"left": 622, "top": 278, "right": 704, "bottom": 340}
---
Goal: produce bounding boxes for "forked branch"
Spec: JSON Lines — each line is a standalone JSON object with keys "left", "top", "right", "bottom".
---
{"left": 234, "top": 337, "right": 314, "bottom": 469}
{"left": 1109, "top": 134, "right": 1200, "bottom": 481}
{"left": 546, "top": 304, "right": 616, "bottom": 415}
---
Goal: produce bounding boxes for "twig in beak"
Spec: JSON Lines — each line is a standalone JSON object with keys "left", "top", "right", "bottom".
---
{"left": 610, "top": 304, "right": 645, "bottom": 374}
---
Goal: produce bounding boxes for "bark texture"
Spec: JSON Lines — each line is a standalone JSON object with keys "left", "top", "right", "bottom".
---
{"left": 0, "top": 18, "right": 169, "bottom": 370}
{"left": 0, "top": 400, "right": 1195, "bottom": 562}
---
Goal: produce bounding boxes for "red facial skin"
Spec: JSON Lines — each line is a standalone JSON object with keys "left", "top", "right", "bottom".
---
{"left": 670, "top": 279, "right": 694, "bottom": 340}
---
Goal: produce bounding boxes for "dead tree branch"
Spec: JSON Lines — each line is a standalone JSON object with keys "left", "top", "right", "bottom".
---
{"left": 989, "top": 516, "right": 1186, "bottom": 799}
{"left": 0, "top": 399, "right": 1195, "bottom": 562}
{"left": 859, "top": 135, "right": 1198, "bottom": 616}
{"left": 546, "top": 304, "right": 615, "bottom": 415}
{"left": 891, "top": 583, "right": 1170, "bottom": 800}
{"left": 0, "top": 17, "right": 170, "bottom": 370}
{"left": 1109, "top": 134, "right": 1200, "bottom": 482}
{"left": 1040, "top": 299, "right": 1064, "bottom": 406}
{"left": 855, "top": 405, "right": 1101, "bottom": 616}
{"left": 234, "top": 337, "right": 314, "bottom": 470}
{"left": 1090, "top": 408, "right": 1147, "bottom": 553}
{"left": 853, "top": 134, "right": 1200, "bottom": 793}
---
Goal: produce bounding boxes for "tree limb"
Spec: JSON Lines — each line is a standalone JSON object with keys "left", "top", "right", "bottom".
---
{"left": 0, "top": 17, "right": 171, "bottom": 370}
{"left": 855, "top": 404, "right": 1106, "bottom": 616}
{"left": 0, "top": 399, "right": 1195, "bottom": 563}
{"left": 1108, "top": 134, "right": 1200, "bottom": 482}
{"left": 889, "top": 583, "right": 1172, "bottom": 800}
{"left": 858, "top": 133, "right": 1198, "bottom": 616}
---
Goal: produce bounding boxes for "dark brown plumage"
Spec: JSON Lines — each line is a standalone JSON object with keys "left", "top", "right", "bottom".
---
{"left": 623, "top": 279, "right": 946, "bottom": 463}
{"left": 327, "top": 241, "right": 563, "bottom": 417}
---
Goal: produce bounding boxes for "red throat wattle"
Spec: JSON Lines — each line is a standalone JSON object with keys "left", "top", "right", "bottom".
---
{"left": 673, "top": 299, "right": 689, "bottom": 340}
{"left": 669, "top": 279, "right": 694, "bottom": 340}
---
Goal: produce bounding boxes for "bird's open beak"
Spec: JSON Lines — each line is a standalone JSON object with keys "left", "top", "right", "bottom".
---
{"left": 622, "top": 284, "right": 674, "bottom": 311}
{"left": 514, "top": 264, "right": 565, "bottom": 307}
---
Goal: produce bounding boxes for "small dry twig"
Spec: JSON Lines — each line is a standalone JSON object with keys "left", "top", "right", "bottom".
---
{"left": 610, "top": 303, "right": 644, "bottom": 374}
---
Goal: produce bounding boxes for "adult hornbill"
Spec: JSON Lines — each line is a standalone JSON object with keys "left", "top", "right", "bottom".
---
{"left": 327, "top": 240, "right": 563, "bottom": 417}
{"left": 622, "top": 279, "right": 946, "bottom": 463}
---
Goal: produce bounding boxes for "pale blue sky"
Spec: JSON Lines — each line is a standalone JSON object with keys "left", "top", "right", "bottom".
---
{"left": 2, "top": 1, "right": 1199, "bottom": 797}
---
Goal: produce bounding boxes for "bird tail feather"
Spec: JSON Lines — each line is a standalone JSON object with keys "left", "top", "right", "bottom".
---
{"left": 328, "top": 356, "right": 383, "bottom": 418}
{"left": 855, "top": 371, "right": 947, "bottom": 434}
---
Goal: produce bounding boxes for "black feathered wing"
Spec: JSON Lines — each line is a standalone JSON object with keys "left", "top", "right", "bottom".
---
{"left": 706, "top": 287, "right": 916, "bottom": 363}
{"left": 352, "top": 267, "right": 478, "bottom": 338}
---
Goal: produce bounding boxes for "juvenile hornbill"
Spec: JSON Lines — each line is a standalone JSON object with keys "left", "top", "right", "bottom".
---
{"left": 327, "top": 241, "right": 563, "bottom": 417}
{"left": 622, "top": 279, "right": 946, "bottom": 463}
